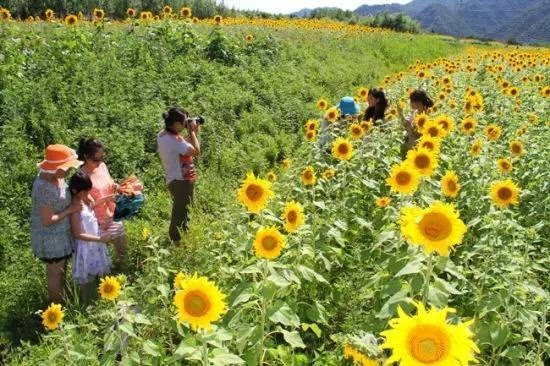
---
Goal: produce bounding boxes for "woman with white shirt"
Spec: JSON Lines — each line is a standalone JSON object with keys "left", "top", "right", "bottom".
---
{"left": 157, "top": 107, "right": 200, "bottom": 244}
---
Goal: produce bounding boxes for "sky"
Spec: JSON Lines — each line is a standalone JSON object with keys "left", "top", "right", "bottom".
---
{"left": 221, "top": 0, "right": 410, "bottom": 14}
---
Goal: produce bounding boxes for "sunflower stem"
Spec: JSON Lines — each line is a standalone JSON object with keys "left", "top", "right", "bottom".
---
{"left": 422, "top": 253, "right": 434, "bottom": 304}
{"left": 201, "top": 330, "right": 209, "bottom": 366}
{"left": 259, "top": 260, "right": 269, "bottom": 365}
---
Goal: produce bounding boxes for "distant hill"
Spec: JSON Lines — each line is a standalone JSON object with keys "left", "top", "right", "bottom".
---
{"left": 296, "top": 0, "right": 550, "bottom": 44}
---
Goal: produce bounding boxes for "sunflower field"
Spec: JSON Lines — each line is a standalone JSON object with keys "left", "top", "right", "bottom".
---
{"left": 1, "top": 8, "right": 549, "bottom": 366}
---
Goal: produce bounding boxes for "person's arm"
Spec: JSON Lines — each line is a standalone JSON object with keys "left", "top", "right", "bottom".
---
{"left": 91, "top": 194, "right": 116, "bottom": 208}
{"left": 70, "top": 211, "right": 111, "bottom": 242}
{"left": 186, "top": 120, "right": 201, "bottom": 156}
{"left": 40, "top": 201, "right": 79, "bottom": 227}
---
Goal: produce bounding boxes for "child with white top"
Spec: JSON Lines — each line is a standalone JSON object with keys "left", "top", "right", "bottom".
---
{"left": 69, "top": 171, "right": 118, "bottom": 304}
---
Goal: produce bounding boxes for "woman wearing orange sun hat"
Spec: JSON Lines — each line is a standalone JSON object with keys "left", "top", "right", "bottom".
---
{"left": 31, "top": 144, "right": 82, "bottom": 303}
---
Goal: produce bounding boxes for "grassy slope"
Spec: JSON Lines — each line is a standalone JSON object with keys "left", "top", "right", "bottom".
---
{"left": 0, "top": 20, "right": 462, "bottom": 361}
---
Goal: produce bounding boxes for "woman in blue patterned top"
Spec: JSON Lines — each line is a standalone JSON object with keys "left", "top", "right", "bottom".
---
{"left": 31, "top": 144, "right": 82, "bottom": 303}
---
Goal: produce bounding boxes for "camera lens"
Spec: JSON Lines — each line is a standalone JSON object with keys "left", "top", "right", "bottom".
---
{"left": 196, "top": 116, "right": 205, "bottom": 125}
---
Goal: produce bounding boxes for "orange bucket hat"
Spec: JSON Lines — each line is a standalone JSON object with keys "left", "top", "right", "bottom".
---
{"left": 37, "top": 144, "right": 82, "bottom": 173}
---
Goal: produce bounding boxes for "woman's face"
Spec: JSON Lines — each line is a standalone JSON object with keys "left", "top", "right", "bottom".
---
{"left": 411, "top": 100, "right": 424, "bottom": 112}
{"left": 75, "top": 190, "right": 90, "bottom": 200}
{"left": 86, "top": 149, "right": 106, "bottom": 168}
{"left": 54, "top": 169, "right": 69, "bottom": 178}
{"left": 367, "top": 94, "right": 377, "bottom": 107}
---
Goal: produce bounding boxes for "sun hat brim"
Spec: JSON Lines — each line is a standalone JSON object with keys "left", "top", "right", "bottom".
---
{"left": 37, "top": 158, "right": 82, "bottom": 173}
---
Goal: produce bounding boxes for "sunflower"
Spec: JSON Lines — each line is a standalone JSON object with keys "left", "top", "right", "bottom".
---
{"left": 422, "top": 119, "right": 444, "bottom": 139}
{"left": 360, "top": 120, "right": 373, "bottom": 133}
{"left": 163, "top": 5, "right": 173, "bottom": 15}
{"left": 349, "top": 123, "right": 365, "bottom": 139}
{"left": 470, "top": 139, "right": 483, "bottom": 156}
{"left": 490, "top": 180, "right": 520, "bottom": 208}
{"left": 386, "top": 163, "right": 421, "bottom": 195}
{"left": 192, "top": 17, "right": 199, "bottom": 23}
{"left": 375, "top": 196, "right": 391, "bottom": 208}
{"left": 281, "top": 158, "right": 291, "bottom": 170}
{"left": 332, "top": 137, "right": 354, "bottom": 161}
{"left": 485, "top": 124, "right": 502, "bottom": 141}
{"left": 406, "top": 148, "right": 438, "bottom": 176}
{"left": 441, "top": 171, "right": 461, "bottom": 198}
{"left": 400, "top": 201, "right": 467, "bottom": 256}
{"left": 0, "top": 8, "right": 11, "bottom": 20}
{"left": 45, "top": 9, "right": 55, "bottom": 19}
{"left": 357, "top": 87, "right": 369, "bottom": 98}
{"left": 42, "top": 303, "right": 64, "bottom": 331}
{"left": 325, "top": 107, "right": 339, "bottom": 122}
{"left": 282, "top": 201, "right": 305, "bottom": 233}
{"left": 460, "top": 117, "right": 476, "bottom": 134}
{"left": 509, "top": 140, "right": 524, "bottom": 156}
{"left": 140, "top": 11, "right": 151, "bottom": 20}
{"left": 253, "top": 226, "right": 286, "bottom": 259}
{"left": 173, "top": 274, "right": 227, "bottom": 331}
{"left": 99, "top": 276, "right": 121, "bottom": 301}
{"left": 322, "top": 168, "right": 335, "bottom": 180}
{"left": 214, "top": 15, "right": 222, "bottom": 24}
{"left": 180, "top": 7, "right": 192, "bottom": 18}
{"left": 507, "top": 87, "right": 519, "bottom": 97}
{"left": 237, "top": 172, "right": 274, "bottom": 214}
{"left": 173, "top": 272, "right": 188, "bottom": 290}
{"left": 305, "top": 130, "right": 317, "bottom": 142}
{"left": 417, "top": 136, "right": 440, "bottom": 154}
{"left": 301, "top": 166, "right": 316, "bottom": 186}
{"left": 413, "top": 113, "right": 429, "bottom": 130}
{"left": 316, "top": 98, "right": 328, "bottom": 110}
{"left": 541, "top": 86, "right": 550, "bottom": 98}
{"left": 126, "top": 8, "right": 136, "bottom": 17}
{"left": 433, "top": 114, "right": 454, "bottom": 135}
{"left": 381, "top": 302, "right": 479, "bottom": 365}
{"left": 497, "top": 158, "right": 513, "bottom": 173}
{"left": 528, "top": 113, "right": 538, "bottom": 124}
{"left": 305, "top": 119, "right": 319, "bottom": 131}
{"left": 93, "top": 8, "right": 105, "bottom": 20}
{"left": 343, "top": 344, "right": 378, "bottom": 366}
{"left": 266, "top": 171, "right": 277, "bottom": 182}
{"left": 65, "top": 14, "right": 78, "bottom": 26}
{"left": 245, "top": 34, "right": 254, "bottom": 42}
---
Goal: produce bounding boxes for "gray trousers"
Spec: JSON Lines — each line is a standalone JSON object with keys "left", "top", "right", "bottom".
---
{"left": 168, "top": 180, "right": 195, "bottom": 242}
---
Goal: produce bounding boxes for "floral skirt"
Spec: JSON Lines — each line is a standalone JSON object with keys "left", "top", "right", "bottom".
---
{"left": 72, "top": 240, "right": 111, "bottom": 284}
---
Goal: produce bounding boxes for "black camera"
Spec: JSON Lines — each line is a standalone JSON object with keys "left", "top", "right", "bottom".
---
{"left": 189, "top": 115, "right": 205, "bottom": 125}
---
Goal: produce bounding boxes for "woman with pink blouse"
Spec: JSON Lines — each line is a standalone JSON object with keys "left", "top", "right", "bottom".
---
{"left": 78, "top": 138, "right": 126, "bottom": 267}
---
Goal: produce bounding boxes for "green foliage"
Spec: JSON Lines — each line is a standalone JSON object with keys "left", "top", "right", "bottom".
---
{"left": 0, "top": 19, "right": 468, "bottom": 364}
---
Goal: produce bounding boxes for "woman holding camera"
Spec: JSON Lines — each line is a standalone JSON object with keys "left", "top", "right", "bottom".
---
{"left": 157, "top": 107, "right": 201, "bottom": 244}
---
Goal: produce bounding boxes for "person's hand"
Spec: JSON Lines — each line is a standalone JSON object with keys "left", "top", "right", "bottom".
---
{"left": 99, "top": 233, "right": 113, "bottom": 243}
{"left": 187, "top": 119, "right": 198, "bottom": 133}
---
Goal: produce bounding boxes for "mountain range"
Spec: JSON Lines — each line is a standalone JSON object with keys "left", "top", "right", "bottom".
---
{"left": 296, "top": 0, "right": 550, "bottom": 44}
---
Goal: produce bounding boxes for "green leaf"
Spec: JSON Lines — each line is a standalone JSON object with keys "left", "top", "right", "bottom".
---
{"left": 174, "top": 339, "right": 199, "bottom": 359}
{"left": 210, "top": 351, "right": 246, "bottom": 365}
{"left": 296, "top": 265, "right": 328, "bottom": 283}
{"left": 434, "top": 278, "right": 462, "bottom": 295}
{"left": 142, "top": 340, "right": 161, "bottom": 357}
{"left": 156, "top": 284, "right": 169, "bottom": 297}
{"left": 394, "top": 260, "right": 423, "bottom": 277}
{"left": 134, "top": 313, "right": 152, "bottom": 325}
{"left": 267, "top": 271, "right": 291, "bottom": 288}
{"left": 119, "top": 322, "right": 138, "bottom": 338}
{"left": 281, "top": 329, "right": 306, "bottom": 349}
{"left": 268, "top": 301, "right": 300, "bottom": 327}
{"left": 301, "top": 323, "right": 322, "bottom": 338}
